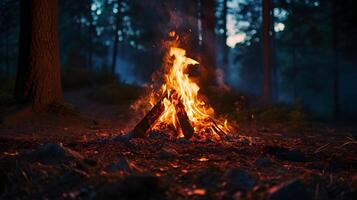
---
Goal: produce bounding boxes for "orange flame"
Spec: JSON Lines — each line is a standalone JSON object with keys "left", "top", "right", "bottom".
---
{"left": 151, "top": 46, "right": 230, "bottom": 140}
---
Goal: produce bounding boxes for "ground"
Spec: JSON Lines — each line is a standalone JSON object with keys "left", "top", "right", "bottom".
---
{"left": 0, "top": 89, "right": 356, "bottom": 200}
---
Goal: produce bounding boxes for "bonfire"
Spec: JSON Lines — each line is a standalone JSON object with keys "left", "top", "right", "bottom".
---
{"left": 131, "top": 33, "right": 231, "bottom": 141}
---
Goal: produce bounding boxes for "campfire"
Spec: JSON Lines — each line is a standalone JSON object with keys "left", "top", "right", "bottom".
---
{"left": 131, "top": 33, "right": 231, "bottom": 141}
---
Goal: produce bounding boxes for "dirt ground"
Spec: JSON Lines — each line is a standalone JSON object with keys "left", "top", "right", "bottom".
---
{"left": 0, "top": 90, "right": 356, "bottom": 200}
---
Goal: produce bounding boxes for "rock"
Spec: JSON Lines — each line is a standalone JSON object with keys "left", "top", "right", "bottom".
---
{"left": 106, "top": 157, "right": 141, "bottom": 173}
{"left": 113, "top": 134, "right": 132, "bottom": 142}
{"left": 265, "top": 146, "right": 307, "bottom": 162}
{"left": 268, "top": 179, "right": 310, "bottom": 200}
{"left": 255, "top": 156, "right": 273, "bottom": 167}
{"left": 96, "top": 175, "right": 165, "bottom": 200}
{"left": 224, "top": 168, "right": 256, "bottom": 191}
{"left": 196, "top": 168, "right": 222, "bottom": 189}
{"left": 20, "top": 143, "right": 83, "bottom": 164}
{"left": 57, "top": 169, "right": 88, "bottom": 186}
{"left": 159, "top": 146, "right": 179, "bottom": 158}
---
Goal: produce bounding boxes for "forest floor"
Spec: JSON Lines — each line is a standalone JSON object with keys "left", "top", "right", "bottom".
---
{"left": 0, "top": 89, "right": 356, "bottom": 200}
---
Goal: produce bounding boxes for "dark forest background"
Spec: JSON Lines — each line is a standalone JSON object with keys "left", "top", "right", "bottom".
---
{"left": 0, "top": 0, "right": 356, "bottom": 121}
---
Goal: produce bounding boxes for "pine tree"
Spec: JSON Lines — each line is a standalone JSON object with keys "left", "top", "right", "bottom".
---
{"left": 15, "top": 0, "right": 63, "bottom": 111}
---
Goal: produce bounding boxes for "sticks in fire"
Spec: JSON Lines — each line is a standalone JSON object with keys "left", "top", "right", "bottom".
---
{"left": 132, "top": 91, "right": 194, "bottom": 139}
{"left": 132, "top": 98, "right": 165, "bottom": 138}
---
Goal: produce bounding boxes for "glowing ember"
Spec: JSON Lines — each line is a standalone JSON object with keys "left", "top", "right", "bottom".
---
{"left": 197, "top": 157, "right": 209, "bottom": 162}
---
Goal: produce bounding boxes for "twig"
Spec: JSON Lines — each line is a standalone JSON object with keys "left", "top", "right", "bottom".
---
{"left": 314, "top": 143, "right": 329, "bottom": 154}
{"left": 337, "top": 136, "right": 357, "bottom": 149}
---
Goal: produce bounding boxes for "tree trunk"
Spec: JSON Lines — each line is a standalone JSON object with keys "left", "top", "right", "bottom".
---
{"left": 290, "top": 1, "right": 299, "bottom": 101}
{"left": 111, "top": 0, "right": 120, "bottom": 75}
{"left": 88, "top": 14, "right": 94, "bottom": 69}
{"left": 292, "top": 45, "right": 298, "bottom": 100}
{"left": 15, "top": 0, "right": 63, "bottom": 111}
{"left": 0, "top": 33, "right": 4, "bottom": 76}
{"left": 262, "top": 0, "right": 272, "bottom": 103}
{"left": 5, "top": 28, "right": 9, "bottom": 75}
{"left": 270, "top": 0, "right": 278, "bottom": 101}
{"left": 332, "top": 0, "right": 340, "bottom": 120}
{"left": 200, "top": 0, "right": 216, "bottom": 86}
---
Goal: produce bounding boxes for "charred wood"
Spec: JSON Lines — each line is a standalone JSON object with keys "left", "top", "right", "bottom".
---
{"left": 132, "top": 99, "right": 165, "bottom": 138}
{"left": 175, "top": 99, "right": 194, "bottom": 139}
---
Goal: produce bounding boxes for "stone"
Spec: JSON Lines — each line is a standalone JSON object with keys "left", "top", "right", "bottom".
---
{"left": 20, "top": 143, "right": 83, "bottom": 164}
{"left": 57, "top": 169, "right": 88, "bottom": 186}
{"left": 106, "top": 157, "right": 141, "bottom": 173}
{"left": 255, "top": 156, "right": 273, "bottom": 167}
{"left": 224, "top": 168, "right": 256, "bottom": 191}
{"left": 113, "top": 134, "right": 132, "bottom": 142}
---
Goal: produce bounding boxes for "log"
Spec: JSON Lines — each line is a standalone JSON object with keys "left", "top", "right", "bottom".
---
{"left": 131, "top": 90, "right": 194, "bottom": 139}
{"left": 132, "top": 99, "right": 165, "bottom": 138}
{"left": 175, "top": 100, "right": 194, "bottom": 139}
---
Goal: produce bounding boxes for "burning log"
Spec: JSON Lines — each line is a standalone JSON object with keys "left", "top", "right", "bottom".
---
{"left": 132, "top": 99, "right": 165, "bottom": 138}
{"left": 132, "top": 91, "right": 195, "bottom": 139}
{"left": 174, "top": 98, "right": 194, "bottom": 139}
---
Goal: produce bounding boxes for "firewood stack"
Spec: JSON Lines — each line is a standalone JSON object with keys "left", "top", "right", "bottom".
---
{"left": 132, "top": 91, "right": 194, "bottom": 139}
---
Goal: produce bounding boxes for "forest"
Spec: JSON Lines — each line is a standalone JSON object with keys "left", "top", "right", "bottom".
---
{"left": 0, "top": 0, "right": 356, "bottom": 199}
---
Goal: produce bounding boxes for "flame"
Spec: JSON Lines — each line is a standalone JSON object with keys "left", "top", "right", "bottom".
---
{"left": 151, "top": 46, "right": 230, "bottom": 139}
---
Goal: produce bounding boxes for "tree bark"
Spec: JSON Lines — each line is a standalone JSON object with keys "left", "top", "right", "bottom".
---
{"left": 15, "top": 0, "right": 63, "bottom": 111}
{"left": 262, "top": 0, "right": 272, "bottom": 103}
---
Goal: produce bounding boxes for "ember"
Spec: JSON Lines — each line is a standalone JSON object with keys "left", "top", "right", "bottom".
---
{"left": 132, "top": 39, "right": 231, "bottom": 140}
